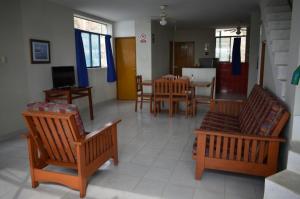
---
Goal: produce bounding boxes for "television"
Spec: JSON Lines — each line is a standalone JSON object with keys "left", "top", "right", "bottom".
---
{"left": 51, "top": 66, "right": 75, "bottom": 88}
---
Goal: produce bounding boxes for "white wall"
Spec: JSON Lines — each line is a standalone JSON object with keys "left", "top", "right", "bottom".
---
{"left": 0, "top": 0, "right": 29, "bottom": 138}
{"left": 0, "top": 0, "right": 116, "bottom": 138}
{"left": 286, "top": 0, "right": 300, "bottom": 141}
{"left": 151, "top": 21, "right": 174, "bottom": 79}
{"left": 182, "top": 68, "right": 216, "bottom": 96}
{"left": 174, "top": 28, "right": 216, "bottom": 65}
{"left": 248, "top": 11, "right": 261, "bottom": 95}
{"left": 262, "top": 27, "right": 277, "bottom": 94}
{"left": 114, "top": 20, "right": 135, "bottom": 37}
{"left": 135, "top": 19, "right": 152, "bottom": 80}
{"left": 20, "top": 0, "right": 76, "bottom": 102}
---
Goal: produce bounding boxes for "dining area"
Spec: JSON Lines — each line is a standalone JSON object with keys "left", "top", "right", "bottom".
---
{"left": 135, "top": 74, "right": 215, "bottom": 117}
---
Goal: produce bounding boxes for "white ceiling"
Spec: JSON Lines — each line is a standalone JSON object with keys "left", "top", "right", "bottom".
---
{"left": 49, "top": 0, "right": 261, "bottom": 28}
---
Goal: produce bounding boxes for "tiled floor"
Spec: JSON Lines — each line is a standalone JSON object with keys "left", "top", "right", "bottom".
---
{"left": 0, "top": 101, "right": 264, "bottom": 199}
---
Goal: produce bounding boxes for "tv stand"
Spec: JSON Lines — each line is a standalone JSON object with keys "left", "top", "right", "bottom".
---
{"left": 43, "top": 86, "right": 94, "bottom": 120}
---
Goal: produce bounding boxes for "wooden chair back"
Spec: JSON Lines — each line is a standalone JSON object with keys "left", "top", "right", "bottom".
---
{"left": 23, "top": 111, "right": 81, "bottom": 165}
{"left": 172, "top": 79, "right": 190, "bottom": 97}
{"left": 154, "top": 79, "right": 172, "bottom": 96}
{"left": 136, "top": 75, "right": 143, "bottom": 93}
{"left": 161, "top": 74, "right": 178, "bottom": 80}
{"left": 210, "top": 77, "right": 216, "bottom": 100}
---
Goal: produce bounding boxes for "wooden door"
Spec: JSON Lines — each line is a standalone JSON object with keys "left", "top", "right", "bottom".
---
{"left": 115, "top": 37, "right": 136, "bottom": 100}
{"left": 174, "top": 42, "right": 194, "bottom": 75}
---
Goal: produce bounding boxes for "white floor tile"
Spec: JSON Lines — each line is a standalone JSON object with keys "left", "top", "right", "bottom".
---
{"left": 162, "top": 184, "right": 195, "bottom": 199}
{"left": 0, "top": 101, "right": 264, "bottom": 199}
{"left": 133, "top": 178, "right": 166, "bottom": 197}
{"left": 144, "top": 167, "right": 173, "bottom": 182}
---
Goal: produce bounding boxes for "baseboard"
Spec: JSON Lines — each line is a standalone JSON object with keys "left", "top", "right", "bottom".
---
{"left": 0, "top": 128, "right": 27, "bottom": 142}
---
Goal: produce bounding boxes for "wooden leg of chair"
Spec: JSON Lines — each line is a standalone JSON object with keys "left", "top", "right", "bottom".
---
{"left": 195, "top": 134, "right": 205, "bottom": 180}
{"left": 150, "top": 97, "right": 153, "bottom": 113}
{"left": 193, "top": 101, "right": 195, "bottom": 116}
{"left": 154, "top": 101, "right": 157, "bottom": 116}
{"left": 135, "top": 97, "right": 138, "bottom": 112}
{"left": 79, "top": 178, "right": 87, "bottom": 198}
{"left": 140, "top": 96, "right": 143, "bottom": 110}
{"left": 27, "top": 137, "right": 39, "bottom": 188}
{"left": 195, "top": 161, "right": 204, "bottom": 180}
{"left": 185, "top": 100, "right": 188, "bottom": 118}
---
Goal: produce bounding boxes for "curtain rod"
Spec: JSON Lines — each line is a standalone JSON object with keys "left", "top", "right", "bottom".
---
{"left": 74, "top": 28, "right": 111, "bottom": 37}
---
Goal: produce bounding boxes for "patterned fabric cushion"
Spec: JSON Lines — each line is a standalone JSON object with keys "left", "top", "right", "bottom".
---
{"left": 27, "top": 102, "right": 85, "bottom": 136}
{"left": 258, "top": 103, "right": 285, "bottom": 136}
{"left": 238, "top": 85, "right": 286, "bottom": 136}
{"left": 200, "top": 112, "right": 240, "bottom": 132}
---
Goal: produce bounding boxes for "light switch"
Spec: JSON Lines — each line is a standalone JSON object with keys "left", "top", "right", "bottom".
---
{"left": 0, "top": 56, "right": 7, "bottom": 64}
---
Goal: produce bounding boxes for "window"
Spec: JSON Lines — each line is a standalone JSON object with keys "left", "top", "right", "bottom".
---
{"left": 215, "top": 28, "right": 247, "bottom": 62}
{"left": 74, "top": 16, "right": 109, "bottom": 68}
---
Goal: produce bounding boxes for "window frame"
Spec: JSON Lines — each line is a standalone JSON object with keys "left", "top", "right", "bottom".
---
{"left": 215, "top": 29, "right": 247, "bottom": 63}
{"left": 74, "top": 16, "right": 109, "bottom": 69}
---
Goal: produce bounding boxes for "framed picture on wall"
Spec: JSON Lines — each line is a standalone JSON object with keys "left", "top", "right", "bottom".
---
{"left": 30, "top": 39, "right": 51, "bottom": 64}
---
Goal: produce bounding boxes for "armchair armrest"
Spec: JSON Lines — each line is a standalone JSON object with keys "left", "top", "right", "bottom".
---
{"left": 210, "top": 99, "right": 246, "bottom": 117}
{"left": 75, "top": 119, "right": 121, "bottom": 145}
{"left": 74, "top": 119, "right": 121, "bottom": 168}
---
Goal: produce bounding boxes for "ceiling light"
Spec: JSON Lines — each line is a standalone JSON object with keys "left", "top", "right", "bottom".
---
{"left": 160, "top": 17, "right": 167, "bottom": 26}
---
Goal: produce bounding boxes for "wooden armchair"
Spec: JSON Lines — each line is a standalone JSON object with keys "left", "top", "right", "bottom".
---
{"left": 22, "top": 102, "right": 121, "bottom": 198}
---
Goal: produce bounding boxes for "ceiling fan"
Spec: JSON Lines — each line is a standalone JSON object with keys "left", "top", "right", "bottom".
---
{"left": 159, "top": 5, "right": 168, "bottom": 26}
{"left": 224, "top": 26, "right": 247, "bottom": 35}
{"left": 151, "top": 5, "right": 172, "bottom": 26}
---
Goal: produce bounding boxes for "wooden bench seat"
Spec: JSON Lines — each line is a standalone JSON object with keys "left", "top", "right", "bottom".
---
{"left": 193, "top": 85, "right": 290, "bottom": 179}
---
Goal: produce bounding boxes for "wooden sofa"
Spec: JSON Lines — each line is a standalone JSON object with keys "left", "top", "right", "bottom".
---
{"left": 193, "top": 85, "right": 290, "bottom": 179}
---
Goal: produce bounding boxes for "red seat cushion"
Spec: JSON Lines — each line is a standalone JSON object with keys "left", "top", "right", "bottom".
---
{"left": 27, "top": 102, "right": 85, "bottom": 136}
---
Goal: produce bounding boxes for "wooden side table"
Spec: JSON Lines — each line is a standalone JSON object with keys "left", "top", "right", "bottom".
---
{"left": 44, "top": 87, "right": 94, "bottom": 120}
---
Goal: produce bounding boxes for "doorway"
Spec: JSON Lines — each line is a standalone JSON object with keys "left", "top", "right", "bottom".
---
{"left": 172, "top": 42, "right": 195, "bottom": 76}
{"left": 115, "top": 37, "right": 137, "bottom": 100}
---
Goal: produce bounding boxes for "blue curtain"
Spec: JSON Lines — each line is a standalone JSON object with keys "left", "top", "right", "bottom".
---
{"left": 232, "top": 37, "right": 241, "bottom": 75}
{"left": 105, "top": 35, "right": 117, "bottom": 82}
{"left": 75, "top": 29, "right": 89, "bottom": 87}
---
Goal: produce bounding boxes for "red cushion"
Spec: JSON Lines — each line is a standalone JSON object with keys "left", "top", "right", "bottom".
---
{"left": 27, "top": 102, "right": 85, "bottom": 136}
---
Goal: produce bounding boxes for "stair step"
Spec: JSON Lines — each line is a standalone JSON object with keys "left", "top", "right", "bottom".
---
{"left": 265, "top": 5, "right": 291, "bottom": 14}
{"left": 264, "top": 170, "right": 300, "bottom": 199}
{"left": 287, "top": 140, "right": 300, "bottom": 173}
{"left": 279, "top": 80, "right": 287, "bottom": 98}
{"left": 277, "top": 65, "right": 288, "bottom": 80}
{"left": 274, "top": 52, "right": 289, "bottom": 65}
{"left": 266, "top": 12, "right": 292, "bottom": 21}
{"left": 272, "top": 40, "right": 290, "bottom": 52}
{"left": 270, "top": 29, "right": 290, "bottom": 40}
{"left": 268, "top": 20, "right": 291, "bottom": 30}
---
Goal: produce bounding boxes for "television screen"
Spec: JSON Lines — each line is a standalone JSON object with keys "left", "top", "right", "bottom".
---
{"left": 51, "top": 66, "right": 75, "bottom": 88}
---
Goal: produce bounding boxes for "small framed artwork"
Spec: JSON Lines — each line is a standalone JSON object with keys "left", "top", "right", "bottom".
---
{"left": 30, "top": 39, "right": 51, "bottom": 64}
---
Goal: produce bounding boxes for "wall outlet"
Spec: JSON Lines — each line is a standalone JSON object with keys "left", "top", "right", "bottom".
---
{"left": 0, "top": 56, "right": 7, "bottom": 64}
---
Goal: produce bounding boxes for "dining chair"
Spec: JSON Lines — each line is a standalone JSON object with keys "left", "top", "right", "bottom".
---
{"left": 171, "top": 79, "right": 193, "bottom": 117}
{"left": 192, "top": 77, "right": 216, "bottom": 115}
{"left": 135, "top": 75, "right": 153, "bottom": 112}
{"left": 153, "top": 79, "right": 172, "bottom": 116}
